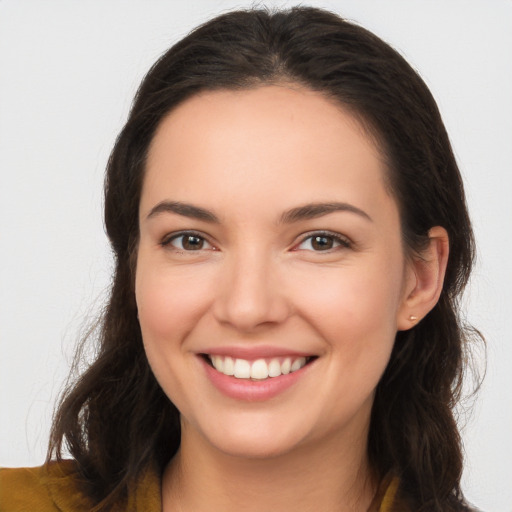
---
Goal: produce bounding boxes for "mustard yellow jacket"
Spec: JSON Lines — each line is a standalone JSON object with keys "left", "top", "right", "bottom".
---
{"left": 0, "top": 461, "right": 400, "bottom": 511}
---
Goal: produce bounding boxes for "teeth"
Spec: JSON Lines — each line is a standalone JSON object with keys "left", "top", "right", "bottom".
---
{"left": 223, "top": 356, "right": 234, "bottom": 376}
{"left": 233, "top": 359, "right": 251, "bottom": 378}
{"left": 250, "top": 359, "right": 269, "bottom": 380}
{"left": 268, "top": 359, "right": 281, "bottom": 377}
{"left": 281, "top": 357, "right": 291, "bottom": 375}
{"left": 209, "top": 355, "right": 310, "bottom": 380}
{"left": 291, "top": 357, "right": 306, "bottom": 372}
{"left": 211, "top": 355, "right": 224, "bottom": 373}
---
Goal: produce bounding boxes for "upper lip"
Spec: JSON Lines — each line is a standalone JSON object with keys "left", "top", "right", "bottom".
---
{"left": 198, "top": 345, "right": 315, "bottom": 360}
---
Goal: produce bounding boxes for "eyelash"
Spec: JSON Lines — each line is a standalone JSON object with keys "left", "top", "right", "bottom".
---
{"left": 294, "top": 231, "right": 352, "bottom": 252}
{"left": 161, "top": 230, "right": 351, "bottom": 253}
{"left": 161, "top": 231, "right": 214, "bottom": 252}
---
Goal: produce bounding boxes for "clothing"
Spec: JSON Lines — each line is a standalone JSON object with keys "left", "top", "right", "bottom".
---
{"left": 0, "top": 461, "right": 399, "bottom": 511}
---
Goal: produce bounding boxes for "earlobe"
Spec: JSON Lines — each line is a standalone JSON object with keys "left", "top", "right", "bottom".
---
{"left": 397, "top": 226, "right": 449, "bottom": 331}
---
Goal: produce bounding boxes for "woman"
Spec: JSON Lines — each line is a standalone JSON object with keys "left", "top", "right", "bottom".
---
{"left": 0, "top": 6, "right": 481, "bottom": 511}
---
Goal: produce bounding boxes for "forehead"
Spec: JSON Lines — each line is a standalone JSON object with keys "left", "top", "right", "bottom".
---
{"left": 147, "top": 84, "right": 382, "bottom": 164}
{"left": 141, "top": 85, "right": 394, "bottom": 223}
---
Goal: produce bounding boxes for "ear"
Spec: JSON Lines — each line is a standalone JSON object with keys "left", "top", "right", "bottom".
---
{"left": 397, "top": 226, "right": 449, "bottom": 331}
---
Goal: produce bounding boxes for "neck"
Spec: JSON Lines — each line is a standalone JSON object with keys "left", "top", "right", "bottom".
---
{"left": 162, "top": 423, "right": 377, "bottom": 512}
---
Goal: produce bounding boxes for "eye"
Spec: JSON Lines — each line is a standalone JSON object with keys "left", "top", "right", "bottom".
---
{"left": 295, "top": 232, "right": 351, "bottom": 252}
{"left": 163, "top": 232, "right": 213, "bottom": 251}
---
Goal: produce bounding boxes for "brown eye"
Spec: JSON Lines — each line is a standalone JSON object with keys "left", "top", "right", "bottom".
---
{"left": 167, "top": 233, "right": 212, "bottom": 251}
{"left": 311, "top": 235, "right": 334, "bottom": 251}
{"left": 295, "top": 232, "right": 350, "bottom": 252}
{"left": 182, "top": 235, "right": 204, "bottom": 250}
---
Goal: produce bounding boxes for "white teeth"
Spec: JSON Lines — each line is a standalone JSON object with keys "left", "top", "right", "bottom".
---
{"left": 209, "top": 355, "right": 310, "bottom": 380}
{"left": 211, "top": 355, "right": 224, "bottom": 373}
{"left": 291, "top": 357, "right": 306, "bottom": 372}
{"left": 250, "top": 359, "right": 269, "bottom": 380}
{"left": 268, "top": 359, "right": 281, "bottom": 377}
{"left": 223, "top": 356, "right": 234, "bottom": 376}
{"left": 281, "top": 357, "right": 291, "bottom": 375}
{"left": 233, "top": 359, "right": 251, "bottom": 379}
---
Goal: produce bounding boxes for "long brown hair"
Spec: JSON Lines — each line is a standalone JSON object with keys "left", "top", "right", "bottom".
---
{"left": 47, "top": 7, "right": 481, "bottom": 510}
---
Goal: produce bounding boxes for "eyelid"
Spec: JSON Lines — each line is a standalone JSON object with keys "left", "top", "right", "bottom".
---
{"left": 161, "top": 230, "right": 216, "bottom": 251}
{"left": 159, "top": 229, "right": 351, "bottom": 252}
{"left": 293, "top": 230, "right": 352, "bottom": 251}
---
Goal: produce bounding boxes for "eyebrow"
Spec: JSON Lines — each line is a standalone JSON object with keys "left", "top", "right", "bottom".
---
{"left": 146, "top": 200, "right": 372, "bottom": 224}
{"left": 146, "top": 201, "right": 220, "bottom": 223}
{"left": 280, "top": 202, "right": 373, "bottom": 224}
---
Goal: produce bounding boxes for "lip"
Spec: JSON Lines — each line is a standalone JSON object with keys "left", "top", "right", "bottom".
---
{"left": 199, "top": 352, "right": 315, "bottom": 402}
{"left": 199, "top": 344, "right": 313, "bottom": 361}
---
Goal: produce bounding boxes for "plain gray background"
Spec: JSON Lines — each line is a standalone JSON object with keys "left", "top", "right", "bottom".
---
{"left": 1, "top": 1, "right": 511, "bottom": 510}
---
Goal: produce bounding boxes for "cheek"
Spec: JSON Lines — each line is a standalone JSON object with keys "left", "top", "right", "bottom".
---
{"left": 135, "top": 263, "right": 213, "bottom": 343}
{"left": 296, "top": 265, "right": 402, "bottom": 324}
{"left": 289, "top": 258, "right": 404, "bottom": 360}
{"left": 134, "top": 264, "right": 214, "bottom": 408}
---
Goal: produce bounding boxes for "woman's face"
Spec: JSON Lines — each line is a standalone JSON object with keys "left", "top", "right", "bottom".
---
{"left": 136, "top": 85, "right": 415, "bottom": 459}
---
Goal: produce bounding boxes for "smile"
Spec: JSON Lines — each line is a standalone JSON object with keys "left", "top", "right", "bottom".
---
{"left": 207, "top": 355, "right": 312, "bottom": 380}
{"left": 199, "top": 349, "right": 317, "bottom": 401}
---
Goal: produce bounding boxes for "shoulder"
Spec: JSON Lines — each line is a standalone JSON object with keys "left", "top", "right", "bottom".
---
{"left": 1, "top": 460, "right": 162, "bottom": 512}
{"left": 0, "top": 460, "right": 92, "bottom": 512}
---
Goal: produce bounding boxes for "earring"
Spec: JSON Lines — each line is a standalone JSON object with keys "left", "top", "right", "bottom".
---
{"left": 409, "top": 315, "right": 418, "bottom": 322}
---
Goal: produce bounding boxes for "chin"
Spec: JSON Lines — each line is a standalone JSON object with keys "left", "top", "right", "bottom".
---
{"left": 190, "top": 412, "right": 312, "bottom": 460}
{"left": 212, "top": 432, "right": 302, "bottom": 460}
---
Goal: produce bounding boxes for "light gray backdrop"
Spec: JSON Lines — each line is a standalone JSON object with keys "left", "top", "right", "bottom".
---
{"left": 1, "top": 1, "right": 511, "bottom": 510}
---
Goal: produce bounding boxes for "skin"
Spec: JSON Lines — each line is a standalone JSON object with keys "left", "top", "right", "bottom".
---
{"left": 135, "top": 85, "right": 449, "bottom": 511}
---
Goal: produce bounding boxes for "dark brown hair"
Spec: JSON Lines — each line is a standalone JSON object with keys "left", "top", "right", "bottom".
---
{"left": 47, "top": 7, "right": 480, "bottom": 511}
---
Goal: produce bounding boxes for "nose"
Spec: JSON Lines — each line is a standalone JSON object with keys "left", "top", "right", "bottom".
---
{"left": 212, "top": 249, "right": 291, "bottom": 332}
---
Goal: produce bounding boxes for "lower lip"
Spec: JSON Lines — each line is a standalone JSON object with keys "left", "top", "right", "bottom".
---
{"left": 200, "top": 357, "right": 313, "bottom": 402}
